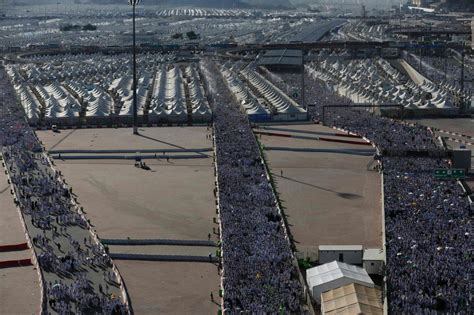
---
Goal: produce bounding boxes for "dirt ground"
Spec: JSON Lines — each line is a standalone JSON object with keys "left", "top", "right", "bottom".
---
{"left": 116, "top": 261, "right": 219, "bottom": 315}
{"left": 36, "top": 127, "right": 219, "bottom": 314}
{"left": 37, "top": 126, "right": 211, "bottom": 152}
{"left": 258, "top": 124, "right": 383, "bottom": 259}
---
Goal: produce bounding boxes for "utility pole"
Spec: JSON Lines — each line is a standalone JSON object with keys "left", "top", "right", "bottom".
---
{"left": 444, "top": 47, "right": 448, "bottom": 81}
{"left": 129, "top": 0, "right": 140, "bottom": 135}
{"left": 301, "top": 53, "right": 306, "bottom": 110}
{"left": 419, "top": 46, "right": 422, "bottom": 73}
{"left": 460, "top": 44, "right": 465, "bottom": 112}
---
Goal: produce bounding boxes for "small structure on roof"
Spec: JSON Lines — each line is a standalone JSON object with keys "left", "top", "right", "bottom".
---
{"left": 306, "top": 261, "right": 374, "bottom": 302}
{"left": 321, "top": 283, "right": 383, "bottom": 315}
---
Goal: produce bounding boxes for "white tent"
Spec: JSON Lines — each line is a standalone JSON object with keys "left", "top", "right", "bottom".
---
{"left": 306, "top": 261, "right": 374, "bottom": 302}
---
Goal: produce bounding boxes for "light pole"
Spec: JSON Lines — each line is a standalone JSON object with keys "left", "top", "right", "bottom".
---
{"left": 129, "top": 0, "right": 140, "bottom": 135}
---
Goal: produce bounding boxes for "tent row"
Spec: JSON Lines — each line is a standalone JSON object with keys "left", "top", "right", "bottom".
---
{"left": 184, "top": 64, "right": 213, "bottom": 120}
{"left": 306, "top": 57, "right": 464, "bottom": 112}
{"left": 240, "top": 65, "right": 307, "bottom": 120}
{"left": 221, "top": 63, "right": 271, "bottom": 120}
{"left": 6, "top": 58, "right": 213, "bottom": 125}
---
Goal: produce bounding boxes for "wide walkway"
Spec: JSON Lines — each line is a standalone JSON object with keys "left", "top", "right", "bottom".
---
{"left": 6, "top": 150, "right": 126, "bottom": 314}
{"left": 0, "top": 170, "right": 40, "bottom": 315}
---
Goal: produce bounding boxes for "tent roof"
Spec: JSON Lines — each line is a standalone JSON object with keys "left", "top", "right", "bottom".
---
{"left": 322, "top": 283, "right": 383, "bottom": 315}
{"left": 306, "top": 261, "right": 374, "bottom": 288}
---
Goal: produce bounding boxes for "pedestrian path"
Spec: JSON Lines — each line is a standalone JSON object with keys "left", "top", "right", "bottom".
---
{"left": 4, "top": 150, "right": 129, "bottom": 314}
{"left": 0, "top": 166, "right": 40, "bottom": 314}
{"left": 0, "top": 66, "right": 131, "bottom": 314}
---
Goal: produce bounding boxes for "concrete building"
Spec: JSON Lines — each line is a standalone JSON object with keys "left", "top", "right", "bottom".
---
{"left": 363, "top": 249, "right": 385, "bottom": 275}
{"left": 319, "top": 245, "right": 363, "bottom": 265}
{"left": 306, "top": 261, "right": 374, "bottom": 302}
{"left": 321, "top": 283, "right": 383, "bottom": 315}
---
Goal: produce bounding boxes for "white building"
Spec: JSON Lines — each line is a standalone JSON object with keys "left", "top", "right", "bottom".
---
{"left": 363, "top": 249, "right": 385, "bottom": 275}
{"left": 306, "top": 261, "right": 374, "bottom": 302}
{"left": 319, "top": 245, "right": 363, "bottom": 265}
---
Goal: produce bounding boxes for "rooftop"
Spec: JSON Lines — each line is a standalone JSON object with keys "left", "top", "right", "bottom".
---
{"left": 321, "top": 283, "right": 383, "bottom": 315}
{"left": 306, "top": 261, "right": 374, "bottom": 287}
{"left": 319, "top": 245, "right": 363, "bottom": 251}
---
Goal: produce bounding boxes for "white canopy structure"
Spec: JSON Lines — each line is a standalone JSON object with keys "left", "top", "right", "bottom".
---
{"left": 307, "top": 56, "right": 468, "bottom": 114}
{"left": 306, "top": 261, "right": 374, "bottom": 302}
{"left": 6, "top": 54, "right": 213, "bottom": 125}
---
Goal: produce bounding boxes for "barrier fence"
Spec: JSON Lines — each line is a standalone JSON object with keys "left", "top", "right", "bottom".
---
{"left": 0, "top": 258, "right": 33, "bottom": 269}
{"left": 0, "top": 242, "right": 29, "bottom": 252}
{"left": 254, "top": 130, "right": 372, "bottom": 146}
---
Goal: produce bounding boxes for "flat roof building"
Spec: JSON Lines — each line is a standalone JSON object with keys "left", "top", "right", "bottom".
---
{"left": 319, "top": 245, "right": 363, "bottom": 265}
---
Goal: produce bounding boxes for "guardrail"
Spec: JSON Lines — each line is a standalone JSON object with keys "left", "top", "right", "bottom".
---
{"left": 102, "top": 239, "right": 216, "bottom": 247}
{"left": 109, "top": 253, "right": 218, "bottom": 263}
{"left": 51, "top": 154, "right": 208, "bottom": 160}
{"left": 49, "top": 148, "right": 212, "bottom": 154}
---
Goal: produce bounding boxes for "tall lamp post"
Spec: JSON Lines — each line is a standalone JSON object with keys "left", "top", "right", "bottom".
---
{"left": 129, "top": 0, "right": 140, "bottom": 135}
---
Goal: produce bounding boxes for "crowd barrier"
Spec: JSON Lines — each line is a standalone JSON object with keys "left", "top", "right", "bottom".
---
{"left": 264, "top": 146, "right": 375, "bottom": 156}
{"left": 102, "top": 239, "right": 216, "bottom": 247}
{"left": 51, "top": 154, "right": 208, "bottom": 160}
{"left": 49, "top": 148, "right": 212, "bottom": 154}
{"left": 254, "top": 130, "right": 371, "bottom": 146}
{"left": 0, "top": 258, "right": 33, "bottom": 269}
{"left": 109, "top": 253, "right": 218, "bottom": 263}
{"left": 0, "top": 242, "right": 29, "bottom": 252}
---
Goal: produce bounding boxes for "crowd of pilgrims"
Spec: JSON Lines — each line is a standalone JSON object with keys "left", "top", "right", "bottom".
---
{"left": 261, "top": 67, "right": 471, "bottom": 314}
{"left": 0, "top": 52, "right": 471, "bottom": 313}
{"left": 0, "top": 67, "right": 128, "bottom": 314}
{"left": 203, "top": 59, "right": 306, "bottom": 313}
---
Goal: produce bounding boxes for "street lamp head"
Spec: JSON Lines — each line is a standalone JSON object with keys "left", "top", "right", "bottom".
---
{"left": 128, "top": 0, "right": 141, "bottom": 5}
